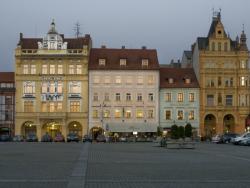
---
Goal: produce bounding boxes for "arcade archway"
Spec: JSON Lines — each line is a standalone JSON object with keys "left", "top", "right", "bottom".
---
{"left": 22, "top": 121, "right": 37, "bottom": 137}
{"left": 223, "top": 114, "right": 235, "bottom": 133}
{"left": 90, "top": 127, "right": 104, "bottom": 140}
{"left": 204, "top": 114, "right": 216, "bottom": 138}
{"left": 68, "top": 121, "right": 82, "bottom": 138}
{"left": 42, "top": 121, "right": 61, "bottom": 139}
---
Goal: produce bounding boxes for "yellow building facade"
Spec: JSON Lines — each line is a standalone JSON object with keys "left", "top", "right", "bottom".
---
{"left": 193, "top": 12, "right": 250, "bottom": 138}
{"left": 15, "top": 21, "right": 91, "bottom": 141}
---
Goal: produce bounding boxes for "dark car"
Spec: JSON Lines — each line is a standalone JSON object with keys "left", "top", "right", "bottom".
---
{"left": 0, "top": 134, "right": 11, "bottom": 142}
{"left": 12, "top": 135, "right": 25, "bottom": 142}
{"left": 26, "top": 134, "right": 38, "bottom": 142}
{"left": 222, "top": 133, "right": 239, "bottom": 143}
{"left": 54, "top": 133, "right": 65, "bottom": 142}
{"left": 67, "top": 133, "right": 79, "bottom": 142}
{"left": 96, "top": 134, "right": 106, "bottom": 143}
{"left": 82, "top": 135, "right": 92, "bottom": 143}
{"left": 41, "top": 133, "right": 53, "bottom": 142}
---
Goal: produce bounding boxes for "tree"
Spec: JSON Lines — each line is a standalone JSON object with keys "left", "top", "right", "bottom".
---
{"left": 171, "top": 125, "right": 179, "bottom": 139}
{"left": 179, "top": 126, "right": 185, "bottom": 138}
{"left": 185, "top": 123, "right": 192, "bottom": 137}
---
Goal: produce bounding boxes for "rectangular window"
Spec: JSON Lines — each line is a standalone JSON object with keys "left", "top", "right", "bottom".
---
{"left": 165, "top": 93, "right": 171, "bottom": 102}
{"left": 69, "top": 65, "right": 74, "bottom": 74}
{"left": 57, "top": 65, "right": 63, "bottom": 74}
{"left": 240, "top": 76, "right": 247, "bottom": 86}
{"left": 240, "top": 60, "right": 246, "bottom": 69}
{"left": 23, "top": 65, "right": 29, "bottom": 74}
{"left": 136, "top": 110, "right": 143, "bottom": 118}
{"left": 24, "top": 101, "right": 34, "bottom": 112}
{"left": 137, "top": 93, "right": 142, "bottom": 102}
{"left": 226, "top": 95, "right": 233, "bottom": 106}
{"left": 142, "top": 59, "right": 149, "bottom": 67}
{"left": 177, "top": 110, "right": 184, "bottom": 120}
{"left": 126, "top": 93, "right": 131, "bottom": 101}
{"left": 41, "top": 102, "right": 47, "bottom": 112}
{"left": 189, "top": 110, "right": 194, "bottom": 120}
{"left": 76, "top": 65, "right": 82, "bottom": 74}
{"left": 148, "top": 93, "right": 154, "bottom": 102}
{"left": 120, "top": 59, "right": 127, "bottom": 66}
{"left": 125, "top": 110, "right": 132, "bottom": 118}
{"left": 50, "top": 65, "right": 55, "bottom": 74}
{"left": 69, "top": 82, "right": 81, "bottom": 93}
{"left": 104, "top": 93, "right": 109, "bottom": 101}
{"left": 23, "top": 82, "right": 35, "bottom": 94}
{"left": 115, "top": 109, "right": 121, "bottom": 118}
{"left": 57, "top": 82, "right": 63, "bottom": 94}
{"left": 42, "top": 83, "right": 47, "bottom": 93}
{"left": 148, "top": 109, "right": 154, "bottom": 119}
{"left": 148, "top": 75, "right": 154, "bottom": 85}
{"left": 70, "top": 101, "right": 80, "bottom": 112}
{"left": 137, "top": 76, "right": 143, "bottom": 85}
{"left": 165, "top": 110, "right": 171, "bottom": 120}
{"left": 42, "top": 65, "right": 48, "bottom": 74}
{"left": 177, "top": 93, "right": 184, "bottom": 102}
{"left": 30, "top": 65, "right": 36, "bottom": 74}
{"left": 92, "top": 110, "right": 98, "bottom": 118}
{"left": 99, "top": 59, "right": 106, "bottom": 66}
{"left": 49, "top": 102, "right": 55, "bottom": 112}
{"left": 115, "top": 76, "right": 121, "bottom": 84}
{"left": 49, "top": 82, "right": 55, "bottom": 93}
{"left": 103, "top": 110, "right": 110, "bottom": 118}
{"left": 116, "top": 93, "right": 121, "bottom": 101}
{"left": 207, "top": 95, "right": 214, "bottom": 106}
{"left": 57, "top": 102, "right": 62, "bottom": 112}
{"left": 93, "top": 93, "right": 98, "bottom": 101}
{"left": 189, "top": 93, "right": 195, "bottom": 102}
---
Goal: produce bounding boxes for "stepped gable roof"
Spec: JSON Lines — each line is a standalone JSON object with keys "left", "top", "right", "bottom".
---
{"left": 160, "top": 68, "right": 199, "bottom": 88}
{"left": 89, "top": 48, "right": 159, "bottom": 70}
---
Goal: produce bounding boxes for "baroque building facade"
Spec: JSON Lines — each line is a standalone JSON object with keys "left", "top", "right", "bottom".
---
{"left": 159, "top": 68, "right": 200, "bottom": 134}
{"left": 88, "top": 47, "right": 159, "bottom": 138}
{"left": 192, "top": 12, "right": 250, "bottom": 137}
{"left": 15, "top": 21, "right": 91, "bottom": 140}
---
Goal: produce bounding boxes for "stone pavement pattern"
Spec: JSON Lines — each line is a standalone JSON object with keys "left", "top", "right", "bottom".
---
{"left": 1, "top": 142, "right": 250, "bottom": 188}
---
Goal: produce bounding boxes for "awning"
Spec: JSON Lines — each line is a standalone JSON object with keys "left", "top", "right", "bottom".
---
{"left": 105, "top": 123, "right": 158, "bottom": 133}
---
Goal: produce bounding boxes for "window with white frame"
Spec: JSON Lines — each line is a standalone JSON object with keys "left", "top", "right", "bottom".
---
{"left": 41, "top": 82, "right": 47, "bottom": 93}
{"left": 115, "top": 76, "right": 121, "bottom": 84}
{"left": 69, "top": 65, "right": 74, "bottom": 74}
{"left": 142, "top": 59, "right": 149, "bottom": 67}
{"left": 50, "top": 65, "right": 55, "bottom": 74}
{"left": 126, "top": 93, "right": 131, "bottom": 101}
{"left": 57, "top": 65, "right": 63, "bottom": 74}
{"left": 23, "top": 81, "right": 35, "bottom": 94}
{"left": 99, "top": 59, "right": 106, "bottom": 66}
{"left": 49, "top": 82, "right": 55, "bottom": 93}
{"left": 137, "top": 93, "right": 142, "bottom": 102}
{"left": 240, "top": 76, "right": 247, "bottom": 86}
{"left": 30, "top": 65, "right": 36, "bottom": 74}
{"left": 240, "top": 60, "right": 247, "bottom": 69}
{"left": 120, "top": 59, "right": 127, "bottom": 66}
{"left": 177, "top": 93, "right": 184, "bottom": 102}
{"left": 57, "top": 81, "right": 63, "bottom": 93}
{"left": 76, "top": 65, "right": 82, "bottom": 74}
{"left": 115, "top": 93, "right": 121, "bottom": 101}
{"left": 42, "top": 65, "right": 48, "bottom": 74}
{"left": 189, "top": 93, "right": 195, "bottom": 102}
{"left": 23, "top": 65, "right": 29, "bottom": 74}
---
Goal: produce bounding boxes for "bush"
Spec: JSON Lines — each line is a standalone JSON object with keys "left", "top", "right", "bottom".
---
{"left": 185, "top": 123, "right": 192, "bottom": 137}
{"left": 179, "top": 126, "right": 185, "bottom": 138}
{"left": 171, "top": 124, "right": 179, "bottom": 139}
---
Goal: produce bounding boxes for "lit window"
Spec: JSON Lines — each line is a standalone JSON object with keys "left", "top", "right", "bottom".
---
{"left": 93, "top": 93, "right": 98, "bottom": 101}
{"left": 126, "top": 93, "right": 131, "bottom": 101}
{"left": 92, "top": 110, "right": 98, "bottom": 118}
{"left": 116, "top": 93, "right": 121, "bottom": 101}
{"left": 168, "top": 78, "right": 174, "bottom": 84}
{"left": 24, "top": 101, "right": 34, "bottom": 112}
{"left": 142, "top": 59, "right": 149, "bottom": 67}
{"left": 165, "top": 93, "right": 171, "bottom": 102}
{"left": 58, "top": 65, "right": 63, "bottom": 74}
{"left": 41, "top": 83, "right": 47, "bottom": 93}
{"left": 23, "top": 65, "right": 29, "bottom": 74}
{"left": 165, "top": 110, "right": 171, "bottom": 120}
{"left": 69, "top": 65, "right": 74, "bottom": 74}
{"left": 137, "top": 93, "right": 142, "bottom": 102}
{"left": 76, "top": 65, "right": 82, "bottom": 74}
{"left": 49, "top": 102, "right": 55, "bottom": 112}
{"left": 136, "top": 109, "right": 143, "bottom": 118}
{"left": 42, "top": 65, "right": 47, "bottom": 74}
{"left": 185, "top": 78, "right": 191, "bottom": 84}
{"left": 148, "top": 93, "right": 154, "bottom": 102}
{"left": 125, "top": 110, "right": 132, "bottom": 118}
{"left": 137, "top": 76, "right": 143, "bottom": 85}
{"left": 50, "top": 65, "right": 55, "bottom": 74}
{"left": 177, "top": 93, "right": 184, "bottom": 102}
{"left": 49, "top": 82, "right": 55, "bottom": 93}
{"left": 120, "top": 59, "right": 127, "bottom": 66}
{"left": 177, "top": 110, "right": 184, "bottom": 120}
{"left": 148, "top": 75, "right": 154, "bottom": 85}
{"left": 189, "top": 93, "right": 195, "bottom": 102}
{"left": 57, "top": 81, "right": 63, "bottom": 94}
{"left": 99, "top": 59, "right": 106, "bottom": 66}
{"left": 115, "top": 76, "right": 121, "bottom": 84}
{"left": 23, "top": 81, "right": 35, "bottom": 94}
{"left": 189, "top": 111, "right": 194, "bottom": 120}
{"left": 104, "top": 110, "right": 110, "bottom": 118}
{"left": 240, "top": 77, "right": 247, "bottom": 86}
{"left": 70, "top": 101, "right": 80, "bottom": 112}
{"left": 31, "top": 65, "right": 36, "bottom": 74}
{"left": 57, "top": 102, "right": 62, "bottom": 112}
{"left": 115, "top": 109, "right": 121, "bottom": 118}
{"left": 148, "top": 109, "right": 154, "bottom": 119}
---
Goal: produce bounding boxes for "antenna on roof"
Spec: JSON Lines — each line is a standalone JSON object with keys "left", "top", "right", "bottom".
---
{"left": 74, "top": 21, "right": 82, "bottom": 38}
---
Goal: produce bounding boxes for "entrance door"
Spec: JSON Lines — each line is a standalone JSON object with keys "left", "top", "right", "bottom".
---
{"left": 43, "top": 122, "right": 61, "bottom": 139}
{"left": 91, "top": 127, "right": 103, "bottom": 140}
{"left": 204, "top": 114, "right": 216, "bottom": 139}
{"left": 223, "top": 114, "right": 235, "bottom": 133}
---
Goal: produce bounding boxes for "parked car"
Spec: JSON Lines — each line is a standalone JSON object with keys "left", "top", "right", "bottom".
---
{"left": 41, "top": 133, "right": 53, "bottom": 142}
{"left": 82, "top": 135, "right": 92, "bottom": 143}
{"left": 67, "top": 133, "right": 79, "bottom": 142}
{"left": 26, "top": 134, "right": 38, "bottom": 142}
{"left": 0, "top": 134, "right": 11, "bottom": 142}
{"left": 240, "top": 137, "right": 250, "bottom": 146}
{"left": 231, "top": 132, "right": 250, "bottom": 145}
{"left": 119, "top": 137, "right": 127, "bottom": 142}
{"left": 54, "top": 133, "right": 65, "bottom": 142}
{"left": 211, "top": 135, "right": 223, "bottom": 144}
{"left": 221, "top": 133, "right": 239, "bottom": 143}
{"left": 96, "top": 134, "right": 106, "bottom": 143}
{"left": 12, "top": 135, "right": 25, "bottom": 142}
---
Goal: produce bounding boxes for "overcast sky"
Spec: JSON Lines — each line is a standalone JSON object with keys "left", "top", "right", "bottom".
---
{"left": 0, "top": 0, "right": 249, "bottom": 71}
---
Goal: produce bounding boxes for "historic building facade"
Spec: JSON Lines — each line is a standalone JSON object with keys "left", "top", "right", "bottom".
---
{"left": 192, "top": 12, "right": 250, "bottom": 137}
{"left": 15, "top": 21, "right": 91, "bottom": 140}
{"left": 159, "top": 68, "right": 200, "bottom": 134}
{"left": 0, "top": 72, "right": 15, "bottom": 137}
{"left": 88, "top": 47, "right": 159, "bottom": 138}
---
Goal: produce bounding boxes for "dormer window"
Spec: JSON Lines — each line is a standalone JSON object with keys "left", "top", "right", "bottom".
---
{"left": 185, "top": 78, "right": 191, "bottom": 84}
{"left": 168, "top": 78, "right": 174, "bottom": 84}
{"left": 142, "top": 59, "right": 149, "bottom": 67}
{"left": 218, "top": 30, "right": 222, "bottom": 35}
{"left": 120, "top": 59, "right": 127, "bottom": 66}
{"left": 99, "top": 59, "right": 106, "bottom": 66}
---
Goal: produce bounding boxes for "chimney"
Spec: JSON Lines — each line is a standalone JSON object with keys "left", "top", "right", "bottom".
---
{"left": 101, "top": 45, "right": 106, "bottom": 49}
{"left": 85, "top": 34, "right": 90, "bottom": 38}
{"left": 20, "top": 33, "right": 23, "bottom": 40}
{"left": 121, "top": 46, "right": 125, "bottom": 49}
{"left": 142, "top": 46, "right": 147, "bottom": 50}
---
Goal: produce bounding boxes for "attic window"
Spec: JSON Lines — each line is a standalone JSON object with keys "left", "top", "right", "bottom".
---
{"left": 142, "top": 59, "right": 149, "bottom": 67}
{"left": 185, "top": 78, "right": 191, "bottom": 84}
{"left": 168, "top": 78, "right": 174, "bottom": 84}
{"left": 218, "top": 30, "right": 222, "bottom": 34}
{"left": 99, "top": 59, "right": 106, "bottom": 66}
{"left": 120, "top": 59, "right": 127, "bottom": 66}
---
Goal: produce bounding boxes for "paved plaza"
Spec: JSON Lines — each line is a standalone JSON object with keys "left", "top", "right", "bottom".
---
{"left": 0, "top": 142, "right": 250, "bottom": 188}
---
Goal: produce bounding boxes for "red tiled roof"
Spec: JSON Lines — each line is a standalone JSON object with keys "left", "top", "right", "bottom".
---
{"left": 160, "top": 68, "right": 199, "bottom": 88}
{"left": 0, "top": 72, "right": 15, "bottom": 83}
{"left": 89, "top": 48, "right": 159, "bottom": 70}
{"left": 18, "top": 35, "right": 91, "bottom": 49}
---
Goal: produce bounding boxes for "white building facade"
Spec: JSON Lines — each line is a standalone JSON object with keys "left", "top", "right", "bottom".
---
{"left": 89, "top": 48, "right": 159, "bottom": 138}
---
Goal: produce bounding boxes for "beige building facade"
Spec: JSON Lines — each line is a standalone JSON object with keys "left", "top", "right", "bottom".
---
{"left": 192, "top": 12, "right": 250, "bottom": 137}
{"left": 15, "top": 21, "right": 91, "bottom": 140}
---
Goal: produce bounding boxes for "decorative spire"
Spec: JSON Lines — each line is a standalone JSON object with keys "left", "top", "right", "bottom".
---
{"left": 239, "top": 24, "right": 248, "bottom": 51}
{"left": 47, "top": 19, "right": 58, "bottom": 34}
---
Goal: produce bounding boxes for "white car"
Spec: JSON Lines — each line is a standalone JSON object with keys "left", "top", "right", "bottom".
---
{"left": 231, "top": 132, "right": 250, "bottom": 145}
